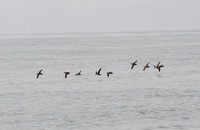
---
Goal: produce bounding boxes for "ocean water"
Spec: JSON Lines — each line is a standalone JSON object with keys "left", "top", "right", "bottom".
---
{"left": 0, "top": 31, "right": 200, "bottom": 130}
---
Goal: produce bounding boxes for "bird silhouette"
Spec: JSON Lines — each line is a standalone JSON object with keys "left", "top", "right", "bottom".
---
{"left": 154, "top": 62, "right": 164, "bottom": 72}
{"left": 107, "top": 72, "right": 113, "bottom": 77}
{"left": 95, "top": 68, "right": 101, "bottom": 75}
{"left": 153, "top": 62, "right": 160, "bottom": 69}
{"left": 75, "top": 71, "right": 81, "bottom": 76}
{"left": 64, "top": 72, "right": 70, "bottom": 78}
{"left": 143, "top": 63, "right": 150, "bottom": 71}
{"left": 36, "top": 69, "right": 43, "bottom": 78}
{"left": 131, "top": 60, "right": 137, "bottom": 69}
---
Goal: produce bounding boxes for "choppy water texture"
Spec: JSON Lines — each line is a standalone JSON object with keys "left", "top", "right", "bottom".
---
{"left": 0, "top": 31, "right": 200, "bottom": 130}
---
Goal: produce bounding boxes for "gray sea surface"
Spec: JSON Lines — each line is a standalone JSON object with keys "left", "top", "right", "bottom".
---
{"left": 0, "top": 31, "right": 200, "bottom": 130}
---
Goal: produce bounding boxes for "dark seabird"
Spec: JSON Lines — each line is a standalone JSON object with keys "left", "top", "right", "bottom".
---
{"left": 95, "top": 68, "right": 101, "bottom": 75}
{"left": 153, "top": 62, "right": 160, "bottom": 69}
{"left": 75, "top": 71, "right": 81, "bottom": 76}
{"left": 64, "top": 72, "right": 70, "bottom": 78}
{"left": 131, "top": 60, "right": 137, "bottom": 69}
{"left": 107, "top": 72, "right": 113, "bottom": 77}
{"left": 36, "top": 69, "right": 43, "bottom": 78}
{"left": 143, "top": 63, "right": 150, "bottom": 71}
{"left": 154, "top": 62, "right": 164, "bottom": 72}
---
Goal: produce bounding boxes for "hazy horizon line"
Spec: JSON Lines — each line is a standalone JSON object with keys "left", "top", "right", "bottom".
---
{"left": 0, "top": 29, "right": 200, "bottom": 35}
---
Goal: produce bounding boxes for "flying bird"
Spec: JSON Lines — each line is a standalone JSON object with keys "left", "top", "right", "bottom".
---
{"left": 107, "top": 72, "right": 113, "bottom": 77}
{"left": 64, "top": 72, "right": 70, "bottom": 78}
{"left": 75, "top": 71, "right": 81, "bottom": 76}
{"left": 153, "top": 62, "right": 164, "bottom": 72}
{"left": 95, "top": 68, "right": 101, "bottom": 75}
{"left": 131, "top": 60, "right": 137, "bottom": 69}
{"left": 36, "top": 69, "right": 43, "bottom": 78}
{"left": 143, "top": 63, "right": 150, "bottom": 71}
{"left": 153, "top": 62, "right": 160, "bottom": 69}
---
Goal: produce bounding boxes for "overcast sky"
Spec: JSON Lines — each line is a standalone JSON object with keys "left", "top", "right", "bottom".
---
{"left": 0, "top": 0, "right": 200, "bottom": 34}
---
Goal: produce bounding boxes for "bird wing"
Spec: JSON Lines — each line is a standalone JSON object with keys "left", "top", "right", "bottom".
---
{"left": 39, "top": 69, "right": 42, "bottom": 73}
{"left": 131, "top": 64, "right": 134, "bottom": 69}
{"left": 160, "top": 65, "right": 164, "bottom": 67}
{"left": 157, "top": 62, "right": 160, "bottom": 67}
{"left": 65, "top": 73, "right": 67, "bottom": 78}
{"left": 107, "top": 73, "right": 109, "bottom": 77}
{"left": 158, "top": 67, "right": 161, "bottom": 72}
{"left": 134, "top": 60, "right": 137, "bottom": 64}
{"left": 97, "top": 68, "right": 101, "bottom": 74}
{"left": 36, "top": 73, "right": 39, "bottom": 78}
